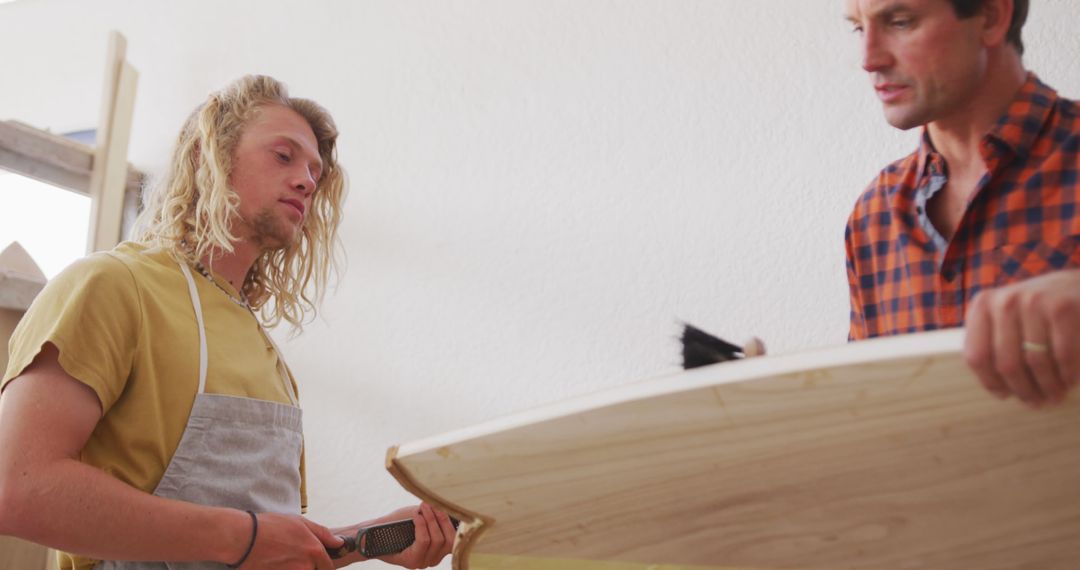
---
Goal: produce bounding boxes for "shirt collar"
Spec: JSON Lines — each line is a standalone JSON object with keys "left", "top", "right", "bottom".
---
{"left": 914, "top": 72, "right": 1056, "bottom": 178}
{"left": 915, "top": 129, "right": 936, "bottom": 179}
{"left": 985, "top": 72, "right": 1057, "bottom": 158}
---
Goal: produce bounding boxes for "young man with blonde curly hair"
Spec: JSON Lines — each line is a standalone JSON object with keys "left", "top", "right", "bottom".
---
{"left": 0, "top": 75, "right": 456, "bottom": 569}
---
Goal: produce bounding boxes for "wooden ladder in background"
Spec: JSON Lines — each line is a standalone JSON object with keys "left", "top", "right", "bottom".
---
{"left": 0, "top": 30, "right": 139, "bottom": 570}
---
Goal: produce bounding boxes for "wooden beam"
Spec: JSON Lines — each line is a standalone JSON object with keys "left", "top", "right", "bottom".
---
{"left": 0, "top": 120, "right": 93, "bottom": 194}
{"left": 86, "top": 31, "right": 139, "bottom": 253}
{"left": 0, "top": 120, "right": 144, "bottom": 200}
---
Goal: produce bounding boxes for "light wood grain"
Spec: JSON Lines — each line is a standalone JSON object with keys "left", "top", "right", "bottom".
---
{"left": 470, "top": 553, "right": 751, "bottom": 570}
{"left": 389, "top": 329, "right": 1080, "bottom": 570}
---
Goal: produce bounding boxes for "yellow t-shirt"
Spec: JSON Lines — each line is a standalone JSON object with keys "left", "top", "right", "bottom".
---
{"left": 1, "top": 242, "right": 307, "bottom": 570}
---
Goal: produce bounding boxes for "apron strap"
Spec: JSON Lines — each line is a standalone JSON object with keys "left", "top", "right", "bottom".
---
{"left": 179, "top": 261, "right": 298, "bottom": 406}
{"left": 178, "top": 262, "right": 210, "bottom": 395}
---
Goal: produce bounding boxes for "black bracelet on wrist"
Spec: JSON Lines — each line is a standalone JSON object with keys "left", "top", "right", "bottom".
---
{"left": 227, "top": 510, "right": 258, "bottom": 569}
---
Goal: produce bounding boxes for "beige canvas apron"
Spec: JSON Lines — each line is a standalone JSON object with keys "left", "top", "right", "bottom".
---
{"left": 95, "top": 263, "right": 303, "bottom": 569}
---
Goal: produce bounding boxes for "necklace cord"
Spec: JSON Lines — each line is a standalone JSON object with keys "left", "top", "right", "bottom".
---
{"left": 193, "top": 261, "right": 250, "bottom": 308}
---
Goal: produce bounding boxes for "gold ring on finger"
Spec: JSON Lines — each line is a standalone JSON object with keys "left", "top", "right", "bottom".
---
{"left": 1022, "top": 340, "right": 1049, "bottom": 353}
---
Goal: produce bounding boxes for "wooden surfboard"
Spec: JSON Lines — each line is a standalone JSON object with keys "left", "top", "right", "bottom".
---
{"left": 387, "top": 329, "right": 1080, "bottom": 569}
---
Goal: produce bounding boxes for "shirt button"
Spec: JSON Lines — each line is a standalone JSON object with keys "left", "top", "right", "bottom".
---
{"left": 943, "top": 269, "right": 957, "bottom": 282}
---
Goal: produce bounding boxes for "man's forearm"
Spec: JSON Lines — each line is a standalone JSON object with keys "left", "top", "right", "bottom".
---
{"left": 0, "top": 457, "right": 250, "bottom": 565}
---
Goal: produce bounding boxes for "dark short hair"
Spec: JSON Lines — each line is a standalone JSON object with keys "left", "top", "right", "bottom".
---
{"left": 947, "top": 0, "right": 1029, "bottom": 54}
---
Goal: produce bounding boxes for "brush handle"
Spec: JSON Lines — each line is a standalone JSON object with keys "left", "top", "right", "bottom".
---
{"left": 743, "top": 336, "right": 766, "bottom": 358}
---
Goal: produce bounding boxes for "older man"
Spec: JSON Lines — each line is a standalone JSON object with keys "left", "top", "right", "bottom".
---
{"left": 844, "top": 0, "right": 1079, "bottom": 406}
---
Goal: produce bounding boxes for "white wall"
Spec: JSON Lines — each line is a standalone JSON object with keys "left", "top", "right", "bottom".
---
{"left": 3, "top": 0, "right": 1079, "bottom": 562}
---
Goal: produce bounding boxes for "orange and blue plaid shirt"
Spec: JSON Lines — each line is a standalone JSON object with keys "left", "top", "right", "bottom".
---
{"left": 846, "top": 74, "right": 1080, "bottom": 339}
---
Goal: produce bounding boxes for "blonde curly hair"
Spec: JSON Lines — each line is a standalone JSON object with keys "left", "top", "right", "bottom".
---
{"left": 135, "top": 75, "right": 346, "bottom": 330}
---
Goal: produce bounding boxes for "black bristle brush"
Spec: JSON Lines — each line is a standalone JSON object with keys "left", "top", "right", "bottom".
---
{"left": 679, "top": 323, "right": 765, "bottom": 370}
